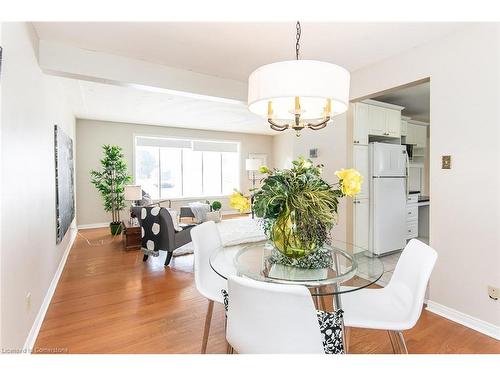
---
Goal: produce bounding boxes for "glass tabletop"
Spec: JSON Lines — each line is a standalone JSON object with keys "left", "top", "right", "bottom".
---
{"left": 209, "top": 239, "right": 384, "bottom": 296}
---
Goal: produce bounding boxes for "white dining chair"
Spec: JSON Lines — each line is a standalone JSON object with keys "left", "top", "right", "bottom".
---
{"left": 341, "top": 239, "right": 437, "bottom": 353}
{"left": 226, "top": 275, "right": 345, "bottom": 354}
{"left": 190, "top": 221, "right": 227, "bottom": 354}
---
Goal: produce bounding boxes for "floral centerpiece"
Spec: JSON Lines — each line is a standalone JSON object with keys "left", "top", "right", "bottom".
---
{"left": 253, "top": 157, "right": 362, "bottom": 267}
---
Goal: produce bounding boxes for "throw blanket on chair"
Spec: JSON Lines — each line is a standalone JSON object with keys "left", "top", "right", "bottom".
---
{"left": 141, "top": 206, "right": 162, "bottom": 257}
{"left": 188, "top": 202, "right": 211, "bottom": 223}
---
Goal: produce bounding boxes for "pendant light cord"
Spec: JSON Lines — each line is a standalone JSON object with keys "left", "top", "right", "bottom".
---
{"left": 295, "top": 21, "right": 301, "bottom": 60}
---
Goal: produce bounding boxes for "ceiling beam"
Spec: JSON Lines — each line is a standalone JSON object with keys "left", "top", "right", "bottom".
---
{"left": 38, "top": 40, "right": 247, "bottom": 104}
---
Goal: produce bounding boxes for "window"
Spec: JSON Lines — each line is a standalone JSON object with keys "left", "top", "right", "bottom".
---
{"left": 135, "top": 136, "right": 239, "bottom": 199}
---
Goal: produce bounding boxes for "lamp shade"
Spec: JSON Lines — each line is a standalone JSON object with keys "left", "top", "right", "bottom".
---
{"left": 124, "top": 185, "right": 142, "bottom": 201}
{"left": 245, "top": 158, "right": 262, "bottom": 172}
{"left": 248, "top": 60, "right": 350, "bottom": 120}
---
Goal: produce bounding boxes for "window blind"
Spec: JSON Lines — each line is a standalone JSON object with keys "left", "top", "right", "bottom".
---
{"left": 192, "top": 140, "right": 238, "bottom": 153}
{"left": 136, "top": 137, "right": 191, "bottom": 149}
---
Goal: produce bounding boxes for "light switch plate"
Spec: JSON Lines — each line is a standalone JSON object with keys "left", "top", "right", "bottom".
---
{"left": 442, "top": 155, "right": 451, "bottom": 169}
{"left": 488, "top": 286, "right": 499, "bottom": 301}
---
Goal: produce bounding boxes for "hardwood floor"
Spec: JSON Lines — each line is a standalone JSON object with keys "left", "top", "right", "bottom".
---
{"left": 34, "top": 227, "right": 500, "bottom": 354}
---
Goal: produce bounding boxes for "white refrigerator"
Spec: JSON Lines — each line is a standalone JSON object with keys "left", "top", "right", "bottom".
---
{"left": 369, "top": 142, "right": 408, "bottom": 256}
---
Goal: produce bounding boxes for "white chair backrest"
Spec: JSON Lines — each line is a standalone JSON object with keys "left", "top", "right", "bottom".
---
{"left": 190, "top": 221, "right": 226, "bottom": 302}
{"left": 389, "top": 239, "right": 437, "bottom": 324}
{"left": 226, "top": 275, "right": 324, "bottom": 354}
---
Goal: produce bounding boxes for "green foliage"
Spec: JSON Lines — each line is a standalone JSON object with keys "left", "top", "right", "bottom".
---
{"left": 211, "top": 201, "right": 222, "bottom": 211}
{"left": 90, "top": 145, "right": 131, "bottom": 223}
{"left": 253, "top": 156, "right": 344, "bottom": 254}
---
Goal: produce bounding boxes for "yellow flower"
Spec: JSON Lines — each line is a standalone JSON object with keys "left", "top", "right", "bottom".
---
{"left": 258, "top": 166, "right": 269, "bottom": 174}
{"left": 229, "top": 191, "right": 251, "bottom": 213}
{"left": 335, "top": 168, "right": 363, "bottom": 197}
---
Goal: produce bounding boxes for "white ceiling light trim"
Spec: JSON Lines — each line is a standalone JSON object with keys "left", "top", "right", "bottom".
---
{"left": 247, "top": 22, "right": 350, "bottom": 136}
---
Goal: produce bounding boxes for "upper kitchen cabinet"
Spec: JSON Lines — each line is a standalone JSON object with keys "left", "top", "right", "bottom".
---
{"left": 386, "top": 109, "right": 402, "bottom": 137}
{"left": 363, "top": 100, "right": 404, "bottom": 138}
{"left": 401, "top": 116, "right": 410, "bottom": 136}
{"left": 367, "top": 104, "right": 386, "bottom": 136}
{"left": 406, "top": 120, "right": 428, "bottom": 148}
{"left": 352, "top": 102, "right": 369, "bottom": 145}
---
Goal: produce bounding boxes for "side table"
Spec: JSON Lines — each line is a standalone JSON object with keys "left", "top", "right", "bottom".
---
{"left": 122, "top": 220, "right": 141, "bottom": 250}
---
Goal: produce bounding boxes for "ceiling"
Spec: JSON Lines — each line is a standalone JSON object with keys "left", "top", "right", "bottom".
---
{"left": 373, "top": 82, "right": 430, "bottom": 123}
{"left": 38, "top": 23, "right": 456, "bottom": 133}
{"left": 34, "top": 22, "right": 469, "bottom": 82}
{"left": 60, "top": 78, "right": 273, "bottom": 134}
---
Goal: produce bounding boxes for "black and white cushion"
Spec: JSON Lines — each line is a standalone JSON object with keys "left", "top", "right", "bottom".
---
{"left": 141, "top": 206, "right": 163, "bottom": 257}
{"left": 221, "top": 289, "right": 229, "bottom": 313}
{"left": 316, "top": 309, "right": 344, "bottom": 354}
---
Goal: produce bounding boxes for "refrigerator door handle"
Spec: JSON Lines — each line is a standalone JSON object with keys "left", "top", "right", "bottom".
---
{"left": 405, "top": 153, "right": 410, "bottom": 199}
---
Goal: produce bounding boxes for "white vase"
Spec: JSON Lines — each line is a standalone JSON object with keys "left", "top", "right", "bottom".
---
{"left": 206, "top": 211, "right": 221, "bottom": 223}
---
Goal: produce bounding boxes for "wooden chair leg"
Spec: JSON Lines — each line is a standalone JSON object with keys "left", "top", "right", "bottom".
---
{"left": 387, "top": 330, "right": 400, "bottom": 354}
{"left": 142, "top": 254, "right": 149, "bottom": 262}
{"left": 164, "top": 251, "right": 173, "bottom": 267}
{"left": 397, "top": 331, "right": 408, "bottom": 354}
{"left": 344, "top": 327, "right": 351, "bottom": 353}
{"left": 201, "top": 300, "right": 214, "bottom": 354}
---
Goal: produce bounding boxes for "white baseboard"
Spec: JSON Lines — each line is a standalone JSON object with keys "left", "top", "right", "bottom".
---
{"left": 426, "top": 300, "right": 500, "bottom": 340}
{"left": 77, "top": 222, "right": 109, "bottom": 230}
{"left": 22, "top": 228, "right": 77, "bottom": 353}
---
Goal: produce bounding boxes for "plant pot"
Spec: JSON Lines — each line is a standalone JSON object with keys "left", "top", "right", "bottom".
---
{"left": 110, "top": 222, "right": 123, "bottom": 235}
{"left": 206, "top": 211, "right": 222, "bottom": 223}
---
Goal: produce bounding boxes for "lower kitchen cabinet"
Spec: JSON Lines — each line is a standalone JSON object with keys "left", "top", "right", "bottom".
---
{"left": 353, "top": 198, "right": 369, "bottom": 253}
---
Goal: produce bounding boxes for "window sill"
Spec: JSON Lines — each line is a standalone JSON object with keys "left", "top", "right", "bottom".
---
{"left": 166, "top": 195, "right": 231, "bottom": 203}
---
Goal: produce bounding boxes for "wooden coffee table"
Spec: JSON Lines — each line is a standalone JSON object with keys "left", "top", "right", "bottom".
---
{"left": 122, "top": 220, "right": 141, "bottom": 250}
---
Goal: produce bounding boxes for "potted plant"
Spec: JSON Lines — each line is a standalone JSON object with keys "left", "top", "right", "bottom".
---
{"left": 211, "top": 200, "right": 222, "bottom": 212}
{"left": 253, "top": 156, "right": 362, "bottom": 263}
{"left": 90, "top": 145, "right": 132, "bottom": 235}
{"left": 205, "top": 200, "right": 223, "bottom": 222}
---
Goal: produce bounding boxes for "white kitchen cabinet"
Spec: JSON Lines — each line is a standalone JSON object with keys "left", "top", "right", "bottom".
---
{"left": 353, "top": 145, "right": 369, "bottom": 199}
{"left": 406, "top": 122, "right": 428, "bottom": 148}
{"left": 386, "top": 109, "right": 401, "bottom": 137}
{"left": 401, "top": 117, "right": 409, "bottom": 136}
{"left": 352, "top": 102, "right": 369, "bottom": 145}
{"left": 406, "top": 193, "right": 419, "bottom": 240}
{"left": 353, "top": 198, "right": 369, "bottom": 253}
{"left": 368, "top": 105, "right": 386, "bottom": 136}
{"left": 364, "top": 101, "right": 403, "bottom": 138}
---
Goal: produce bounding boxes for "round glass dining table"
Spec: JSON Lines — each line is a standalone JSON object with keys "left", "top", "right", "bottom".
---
{"left": 210, "top": 239, "right": 384, "bottom": 351}
{"left": 209, "top": 239, "right": 384, "bottom": 300}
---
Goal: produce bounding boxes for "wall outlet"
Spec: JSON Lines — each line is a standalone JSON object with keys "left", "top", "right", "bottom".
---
{"left": 488, "top": 286, "right": 499, "bottom": 301}
{"left": 441, "top": 155, "right": 451, "bottom": 169}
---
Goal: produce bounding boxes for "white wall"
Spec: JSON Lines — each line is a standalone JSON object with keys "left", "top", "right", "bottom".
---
{"left": 272, "top": 131, "right": 295, "bottom": 170}
{"left": 0, "top": 23, "right": 76, "bottom": 350}
{"left": 350, "top": 24, "right": 500, "bottom": 329}
{"left": 75, "top": 119, "right": 274, "bottom": 226}
{"left": 0, "top": 22, "right": 3, "bottom": 349}
{"left": 272, "top": 113, "right": 349, "bottom": 242}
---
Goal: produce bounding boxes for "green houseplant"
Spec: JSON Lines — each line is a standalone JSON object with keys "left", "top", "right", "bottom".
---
{"left": 253, "top": 156, "right": 362, "bottom": 260}
{"left": 211, "top": 200, "right": 222, "bottom": 212}
{"left": 90, "top": 145, "right": 132, "bottom": 235}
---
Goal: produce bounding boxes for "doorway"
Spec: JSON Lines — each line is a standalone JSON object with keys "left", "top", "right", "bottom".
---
{"left": 348, "top": 79, "right": 430, "bottom": 286}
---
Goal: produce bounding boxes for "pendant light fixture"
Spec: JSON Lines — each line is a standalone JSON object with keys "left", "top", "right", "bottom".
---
{"left": 248, "top": 22, "right": 350, "bottom": 137}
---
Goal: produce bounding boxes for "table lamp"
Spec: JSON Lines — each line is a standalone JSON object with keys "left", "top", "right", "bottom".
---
{"left": 245, "top": 159, "right": 261, "bottom": 218}
{"left": 124, "top": 185, "right": 142, "bottom": 223}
